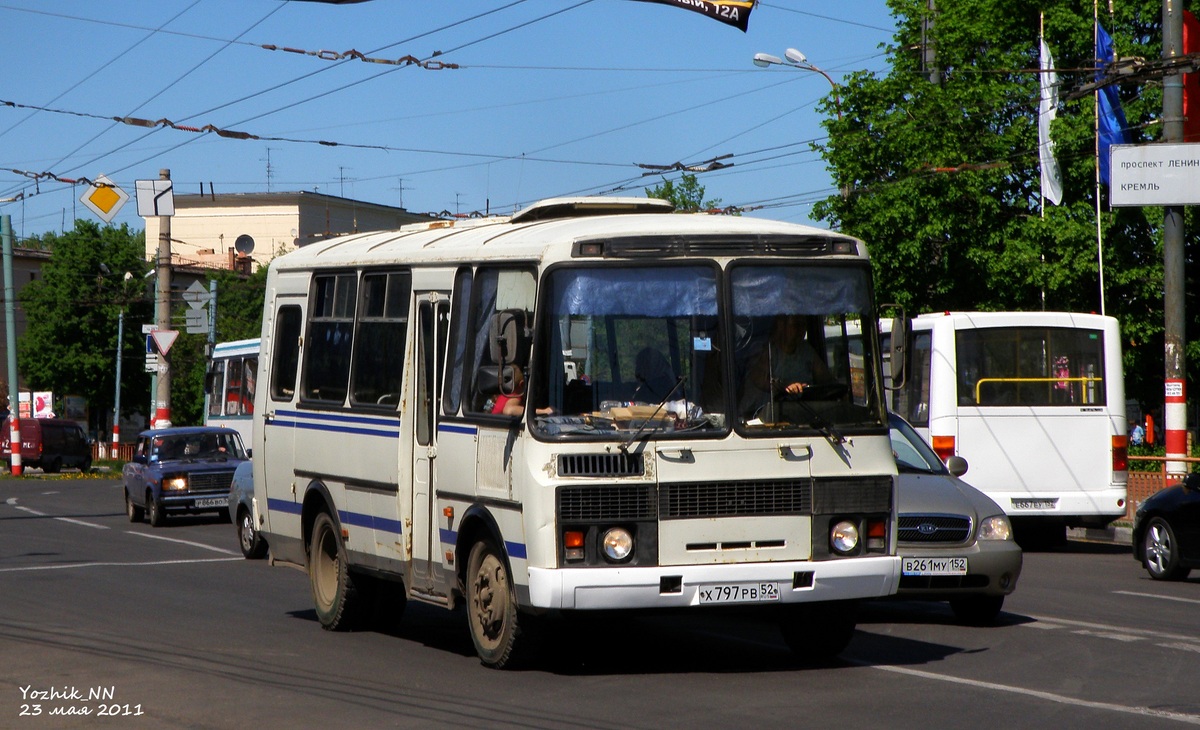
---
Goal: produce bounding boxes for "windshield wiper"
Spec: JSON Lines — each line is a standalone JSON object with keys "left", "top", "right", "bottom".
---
{"left": 787, "top": 396, "right": 846, "bottom": 445}
{"left": 619, "top": 375, "right": 686, "bottom": 453}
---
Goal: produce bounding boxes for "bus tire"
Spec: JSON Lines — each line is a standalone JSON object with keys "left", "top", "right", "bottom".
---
{"left": 309, "top": 511, "right": 365, "bottom": 630}
{"left": 778, "top": 600, "right": 858, "bottom": 664}
{"left": 466, "top": 539, "right": 525, "bottom": 669}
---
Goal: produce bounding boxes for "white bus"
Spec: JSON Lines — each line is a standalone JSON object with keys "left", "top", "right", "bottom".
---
{"left": 251, "top": 196, "right": 903, "bottom": 667}
{"left": 888, "top": 311, "right": 1127, "bottom": 543}
{"left": 204, "top": 337, "right": 259, "bottom": 444}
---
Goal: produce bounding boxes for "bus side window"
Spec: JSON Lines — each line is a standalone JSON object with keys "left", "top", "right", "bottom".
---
{"left": 349, "top": 271, "right": 410, "bottom": 408}
{"left": 442, "top": 268, "right": 473, "bottom": 416}
{"left": 465, "top": 268, "right": 535, "bottom": 414}
{"left": 302, "top": 273, "right": 357, "bottom": 404}
{"left": 208, "top": 360, "right": 226, "bottom": 416}
{"left": 270, "top": 305, "right": 304, "bottom": 401}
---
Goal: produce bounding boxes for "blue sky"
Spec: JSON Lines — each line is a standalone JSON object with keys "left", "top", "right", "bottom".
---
{"left": 0, "top": 0, "right": 896, "bottom": 240}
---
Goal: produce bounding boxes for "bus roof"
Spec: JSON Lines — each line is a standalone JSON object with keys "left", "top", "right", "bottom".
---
{"left": 266, "top": 196, "right": 866, "bottom": 272}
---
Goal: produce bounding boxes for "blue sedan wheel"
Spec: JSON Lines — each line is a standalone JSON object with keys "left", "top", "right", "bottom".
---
{"left": 1143, "top": 517, "right": 1190, "bottom": 581}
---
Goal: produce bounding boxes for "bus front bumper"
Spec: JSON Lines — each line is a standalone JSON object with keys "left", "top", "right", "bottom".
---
{"left": 526, "top": 555, "right": 901, "bottom": 611}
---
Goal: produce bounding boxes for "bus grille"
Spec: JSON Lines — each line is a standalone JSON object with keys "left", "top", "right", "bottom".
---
{"left": 558, "top": 452, "right": 644, "bottom": 477}
{"left": 660, "top": 480, "right": 812, "bottom": 519}
{"left": 187, "top": 470, "right": 237, "bottom": 495}
{"left": 812, "top": 476, "right": 893, "bottom": 514}
{"left": 898, "top": 515, "right": 972, "bottom": 543}
{"left": 558, "top": 484, "right": 657, "bottom": 521}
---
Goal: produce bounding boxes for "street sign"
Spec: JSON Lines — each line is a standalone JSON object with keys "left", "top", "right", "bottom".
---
{"left": 151, "top": 329, "right": 179, "bottom": 355}
{"left": 135, "top": 179, "right": 175, "bottom": 217}
{"left": 183, "top": 280, "right": 211, "bottom": 307}
{"left": 80, "top": 175, "right": 129, "bottom": 223}
{"left": 145, "top": 353, "right": 160, "bottom": 373}
{"left": 185, "top": 309, "right": 207, "bottom": 334}
{"left": 1110, "top": 143, "right": 1200, "bottom": 207}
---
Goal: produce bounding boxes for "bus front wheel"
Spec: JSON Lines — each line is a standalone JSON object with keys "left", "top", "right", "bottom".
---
{"left": 466, "top": 539, "right": 525, "bottom": 668}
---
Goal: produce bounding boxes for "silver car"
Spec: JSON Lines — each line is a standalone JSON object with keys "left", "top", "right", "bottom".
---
{"left": 890, "top": 413, "right": 1023, "bottom": 624}
{"left": 228, "top": 460, "right": 267, "bottom": 559}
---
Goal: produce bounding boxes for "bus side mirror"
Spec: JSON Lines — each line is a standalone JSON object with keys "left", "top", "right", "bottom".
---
{"left": 882, "top": 305, "right": 908, "bottom": 390}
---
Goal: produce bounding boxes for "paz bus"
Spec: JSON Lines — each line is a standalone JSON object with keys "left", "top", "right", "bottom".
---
{"left": 887, "top": 311, "right": 1127, "bottom": 544}
{"left": 250, "top": 196, "right": 903, "bottom": 667}
{"left": 203, "top": 337, "right": 259, "bottom": 444}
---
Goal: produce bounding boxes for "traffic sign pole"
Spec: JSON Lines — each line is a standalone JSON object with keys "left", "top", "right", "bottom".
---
{"left": 153, "top": 169, "right": 173, "bottom": 429}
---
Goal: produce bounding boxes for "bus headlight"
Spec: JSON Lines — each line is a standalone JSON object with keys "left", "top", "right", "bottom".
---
{"left": 601, "top": 527, "right": 633, "bottom": 562}
{"left": 830, "top": 520, "right": 860, "bottom": 554}
{"left": 978, "top": 515, "right": 1013, "bottom": 541}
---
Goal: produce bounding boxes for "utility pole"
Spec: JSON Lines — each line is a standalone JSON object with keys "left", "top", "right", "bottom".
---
{"left": 1162, "top": 1, "right": 1187, "bottom": 475}
{"left": 154, "top": 169, "right": 173, "bottom": 429}
{"left": 2, "top": 215, "right": 21, "bottom": 475}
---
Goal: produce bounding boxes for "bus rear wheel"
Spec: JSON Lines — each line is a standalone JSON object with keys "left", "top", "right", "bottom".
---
{"left": 309, "top": 511, "right": 365, "bottom": 630}
{"left": 778, "top": 600, "right": 858, "bottom": 665}
{"left": 466, "top": 539, "right": 525, "bottom": 668}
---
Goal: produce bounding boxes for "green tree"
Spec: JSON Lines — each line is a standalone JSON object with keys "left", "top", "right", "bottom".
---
{"left": 812, "top": 0, "right": 1196, "bottom": 409}
{"left": 18, "top": 220, "right": 152, "bottom": 436}
{"left": 645, "top": 172, "right": 723, "bottom": 212}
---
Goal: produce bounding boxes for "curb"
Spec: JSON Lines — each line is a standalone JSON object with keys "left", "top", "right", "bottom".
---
{"left": 1068, "top": 525, "right": 1133, "bottom": 546}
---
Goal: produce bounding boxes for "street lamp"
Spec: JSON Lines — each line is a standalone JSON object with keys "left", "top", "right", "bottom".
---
{"left": 752, "top": 48, "right": 842, "bottom": 119}
{"left": 754, "top": 48, "right": 848, "bottom": 199}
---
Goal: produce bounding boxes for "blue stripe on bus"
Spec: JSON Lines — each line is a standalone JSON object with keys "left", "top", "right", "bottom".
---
{"left": 438, "top": 423, "right": 477, "bottom": 436}
{"left": 338, "top": 510, "right": 403, "bottom": 536}
{"left": 266, "top": 409, "right": 400, "bottom": 439}
{"left": 439, "top": 528, "right": 526, "bottom": 560}
{"left": 267, "top": 498, "right": 302, "bottom": 515}
{"left": 264, "top": 498, "right": 402, "bottom": 536}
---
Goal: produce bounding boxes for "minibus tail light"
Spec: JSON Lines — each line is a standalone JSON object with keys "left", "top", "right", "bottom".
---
{"left": 1112, "top": 435, "right": 1129, "bottom": 472}
{"left": 932, "top": 435, "right": 956, "bottom": 462}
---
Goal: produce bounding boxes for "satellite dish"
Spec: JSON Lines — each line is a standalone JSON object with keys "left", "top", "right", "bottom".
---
{"left": 234, "top": 234, "right": 255, "bottom": 255}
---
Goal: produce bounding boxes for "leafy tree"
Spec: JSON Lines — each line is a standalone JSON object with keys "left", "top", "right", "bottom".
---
{"left": 18, "top": 220, "right": 269, "bottom": 432}
{"left": 18, "top": 220, "right": 152, "bottom": 437}
{"left": 812, "top": 0, "right": 1197, "bottom": 409}
{"left": 645, "top": 172, "right": 723, "bottom": 212}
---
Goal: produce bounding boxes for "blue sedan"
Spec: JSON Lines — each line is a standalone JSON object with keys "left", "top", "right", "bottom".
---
{"left": 124, "top": 427, "right": 249, "bottom": 527}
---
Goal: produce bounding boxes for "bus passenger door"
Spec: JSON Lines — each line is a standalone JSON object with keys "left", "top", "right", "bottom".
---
{"left": 259, "top": 298, "right": 305, "bottom": 541}
{"left": 411, "top": 292, "right": 450, "bottom": 591}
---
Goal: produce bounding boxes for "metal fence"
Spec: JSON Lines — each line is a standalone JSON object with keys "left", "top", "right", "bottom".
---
{"left": 1125, "top": 455, "right": 1200, "bottom": 521}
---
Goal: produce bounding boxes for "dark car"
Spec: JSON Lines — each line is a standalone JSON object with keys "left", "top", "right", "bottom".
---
{"left": 123, "top": 427, "right": 249, "bottom": 527}
{"left": 228, "top": 460, "right": 267, "bottom": 559}
{"left": 890, "top": 413, "right": 1023, "bottom": 623}
{"left": 1133, "top": 473, "right": 1200, "bottom": 580}
{"left": 1, "top": 417, "right": 92, "bottom": 473}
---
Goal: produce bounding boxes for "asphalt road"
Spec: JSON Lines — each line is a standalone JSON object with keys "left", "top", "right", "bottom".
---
{"left": 3, "top": 475, "right": 1200, "bottom": 729}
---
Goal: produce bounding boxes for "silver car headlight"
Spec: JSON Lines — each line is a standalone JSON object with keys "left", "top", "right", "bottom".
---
{"left": 978, "top": 515, "right": 1013, "bottom": 541}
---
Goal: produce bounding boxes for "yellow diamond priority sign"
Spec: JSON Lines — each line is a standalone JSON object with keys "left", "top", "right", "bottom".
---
{"left": 80, "top": 174, "right": 129, "bottom": 223}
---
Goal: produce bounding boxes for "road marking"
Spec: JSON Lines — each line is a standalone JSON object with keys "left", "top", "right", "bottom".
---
{"left": 11, "top": 504, "right": 108, "bottom": 530}
{"left": 1115, "top": 590, "right": 1200, "bottom": 606}
{"left": 867, "top": 663, "right": 1200, "bottom": 725}
{"left": 0, "top": 557, "right": 242, "bottom": 573}
{"left": 1023, "top": 614, "right": 1200, "bottom": 644}
{"left": 126, "top": 531, "right": 239, "bottom": 555}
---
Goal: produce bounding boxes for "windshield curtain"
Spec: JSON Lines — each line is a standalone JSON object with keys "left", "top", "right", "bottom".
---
{"left": 533, "top": 264, "right": 723, "bottom": 437}
{"left": 729, "top": 264, "right": 884, "bottom": 434}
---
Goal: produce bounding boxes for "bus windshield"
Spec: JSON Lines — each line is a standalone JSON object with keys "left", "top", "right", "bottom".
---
{"left": 531, "top": 262, "right": 886, "bottom": 438}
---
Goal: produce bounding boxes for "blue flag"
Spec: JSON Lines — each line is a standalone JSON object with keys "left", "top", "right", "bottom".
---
{"left": 1096, "top": 24, "right": 1129, "bottom": 185}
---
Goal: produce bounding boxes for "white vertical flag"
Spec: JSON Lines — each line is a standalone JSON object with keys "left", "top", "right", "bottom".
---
{"left": 1039, "top": 37, "right": 1064, "bottom": 205}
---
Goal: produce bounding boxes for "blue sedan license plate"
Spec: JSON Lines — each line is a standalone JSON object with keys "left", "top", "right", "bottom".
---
{"left": 902, "top": 557, "right": 967, "bottom": 576}
{"left": 698, "top": 582, "right": 780, "bottom": 604}
{"left": 194, "top": 497, "right": 228, "bottom": 509}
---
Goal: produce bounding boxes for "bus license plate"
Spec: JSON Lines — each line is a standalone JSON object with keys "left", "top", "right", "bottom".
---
{"left": 902, "top": 557, "right": 967, "bottom": 576}
{"left": 698, "top": 582, "right": 780, "bottom": 604}
{"left": 194, "top": 497, "right": 228, "bottom": 509}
